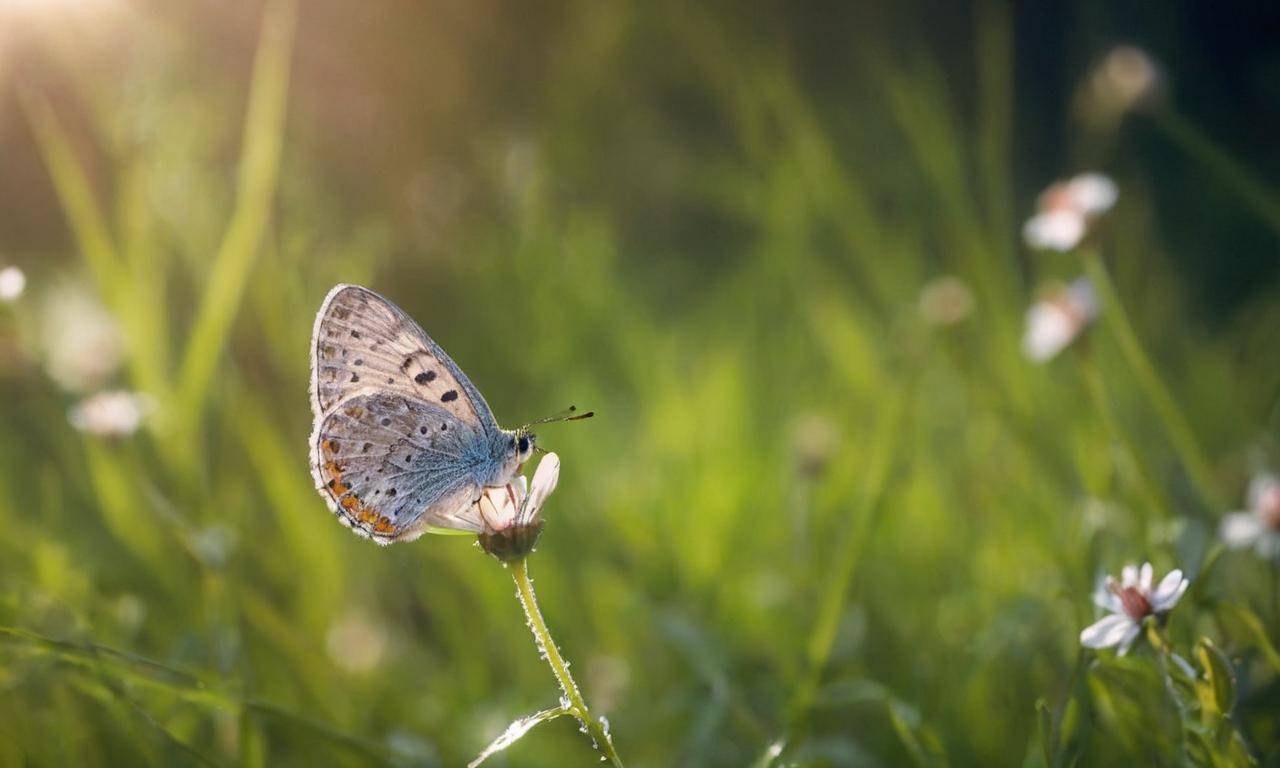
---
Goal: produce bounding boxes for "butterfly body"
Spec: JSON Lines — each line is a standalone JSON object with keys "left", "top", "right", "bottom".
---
{"left": 309, "top": 284, "right": 535, "bottom": 544}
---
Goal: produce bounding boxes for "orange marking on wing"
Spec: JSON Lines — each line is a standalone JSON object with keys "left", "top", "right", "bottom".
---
{"left": 344, "top": 405, "right": 365, "bottom": 419}
{"left": 373, "top": 516, "right": 395, "bottom": 534}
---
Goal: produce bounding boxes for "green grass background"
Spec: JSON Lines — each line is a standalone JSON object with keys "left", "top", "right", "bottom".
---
{"left": 1, "top": 1, "right": 1279, "bottom": 765}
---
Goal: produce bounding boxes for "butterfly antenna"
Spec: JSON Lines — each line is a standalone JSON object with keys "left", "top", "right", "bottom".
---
{"left": 523, "top": 404, "right": 594, "bottom": 429}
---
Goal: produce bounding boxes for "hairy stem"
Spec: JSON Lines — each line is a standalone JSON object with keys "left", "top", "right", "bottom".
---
{"left": 511, "top": 557, "right": 625, "bottom": 767}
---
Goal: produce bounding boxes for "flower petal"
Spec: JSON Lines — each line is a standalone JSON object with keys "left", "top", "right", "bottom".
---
{"left": 1151, "top": 569, "right": 1187, "bottom": 611}
{"left": 1116, "top": 623, "right": 1143, "bottom": 656}
{"left": 1092, "top": 581, "right": 1120, "bottom": 613}
{"left": 477, "top": 490, "right": 507, "bottom": 531}
{"left": 1120, "top": 564, "right": 1139, "bottom": 588}
{"left": 1023, "top": 210, "right": 1086, "bottom": 252}
{"left": 1022, "top": 303, "right": 1076, "bottom": 362}
{"left": 1220, "top": 512, "right": 1264, "bottom": 550}
{"left": 1138, "top": 562, "right": 1153, "bottom": 593}
{"left": 1080, "top": 614, "right": 1133, "bottom": 649}
{"left": 1066, "top": 173, "right": 1118, "bottom": 216}
{"left": 519, "top": 452, "right": 560, "bottom": 523}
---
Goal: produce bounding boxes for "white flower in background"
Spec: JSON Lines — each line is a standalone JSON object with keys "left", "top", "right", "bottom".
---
{"left": 1081, "top": 562, "right": 1189, "bottom": 655}
{"left": 1023, "top": 173, "right": 1118, "bottom": 252}
{"left": 326, "top": 609, "right": 390, "bottom": 674}
{"left": 477, "top": 452, "right": 559, "bottom": 561}
{"left": 1220, "top": 472, "right": 1280, "bottom": 558}
{"left": 1083, "top": 46, "right": 1163, "bottom": 127}
{"left": 0, "top": 267, "right": 26, "bottom": 302}
{"left": 917, "top": 275, "right": 975, "bottom": 327}
{"left": 1022, "top": 277, "right": 1100, "bottom": 362}
{"left": 41, "top": 282, "right": 125, "bottom": 393}
{"left": 68, "top": 390, "right": 152, "bottom": 437}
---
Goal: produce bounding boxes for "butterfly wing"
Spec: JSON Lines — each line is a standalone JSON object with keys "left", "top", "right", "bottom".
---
{"left": 309, "top": 283, "right": 503, "bottom": 543}
{"left": 311, "top": 390, "right": 488, "bottom": 543}
{"left": 310, "top": 283, "right": 499, "bottom": 431}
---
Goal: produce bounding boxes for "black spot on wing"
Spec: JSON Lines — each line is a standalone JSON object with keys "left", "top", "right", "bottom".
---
{"left": 441, "top": 390, "right": 458, "bottom": 403}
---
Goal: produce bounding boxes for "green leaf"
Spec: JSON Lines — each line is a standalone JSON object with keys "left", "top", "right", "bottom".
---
{"left": 467, "top": 706, "right": 569, "bottom": 768}
{"left": 1035, "top": 698, "right": 1055, "bottom": 767}
{"left": 1196, "top": 638, "right": 1236, "bottom": 717}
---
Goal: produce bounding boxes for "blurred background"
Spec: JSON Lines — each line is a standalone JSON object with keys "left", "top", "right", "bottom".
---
{"left": 1, "top": 0, "right": 1278, "bottom": 765}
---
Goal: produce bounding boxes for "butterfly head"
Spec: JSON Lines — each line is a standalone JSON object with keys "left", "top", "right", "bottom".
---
{"left": 513, "top": 430, "right": 536, "bottom": 464}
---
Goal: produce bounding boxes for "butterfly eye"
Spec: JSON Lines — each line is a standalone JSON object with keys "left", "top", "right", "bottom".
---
{"left": 517, "top": 436, "right": 530, "bottom": 453}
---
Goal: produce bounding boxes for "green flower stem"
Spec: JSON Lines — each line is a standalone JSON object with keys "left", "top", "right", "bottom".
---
{"left": 510, "top": 557, "right": 625, "bottom": 768}
{"left": 1081, "top": 249, "right": 1221, "bottom": 511}
{"left": 1153, "top": 111, "right": 1280, "bottom": 238}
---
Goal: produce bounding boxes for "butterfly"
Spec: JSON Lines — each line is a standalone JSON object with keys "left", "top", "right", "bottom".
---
{"left": 309, "top": 284, "right": 562, "bottom": 545}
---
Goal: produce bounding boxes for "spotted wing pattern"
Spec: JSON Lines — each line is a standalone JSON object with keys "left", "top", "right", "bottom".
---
{"left": 309, "top": 284, "right": 502, "bottom": 544}
{"left": 310, "top": 284, "right": 497, "bottom": 430}
{"left": 311, "top": 390, "right": 488, "bottom": 542}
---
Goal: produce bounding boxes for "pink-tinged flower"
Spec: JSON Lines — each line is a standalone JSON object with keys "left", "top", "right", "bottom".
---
{"left": 1023, "top": 173, "right": 1118, "bottom": 252}
{"left": 1022, "top": 277, "right": 1100, "bottom": 362}
{"left": 68, "top": 390, "right": 152, "bottom": 437}
{"left": 1220, "top": 472, "right": 1280, "bottom": 559}
{"left": 477, "top": 452, "right": 559, "bottom": 561}
{"left": 1080, "top": 562, "right": 1189, "bottom": 655}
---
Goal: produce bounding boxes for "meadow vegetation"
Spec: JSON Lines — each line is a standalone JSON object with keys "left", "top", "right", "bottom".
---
{"left": 1, "top": 1, "right": 1278, "bottom": 765}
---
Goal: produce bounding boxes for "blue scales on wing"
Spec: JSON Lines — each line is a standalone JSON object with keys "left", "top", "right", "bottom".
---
{"left": 308, "top": 284, "right": 506, "bottom": 543}
{"left": 312, "top": 391, "right": 489, "bottom": 542}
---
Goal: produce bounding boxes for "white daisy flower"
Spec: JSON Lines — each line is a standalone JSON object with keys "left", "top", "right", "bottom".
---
{"left": 68, "top": 390, "right": 152, "bottom": 437}
{"left": 0, "top": 267, "right": 26, "bottom": 302}
{"left": 1023, "top": 173, "right": 1118, "bottom": 252}
{"left": 1219, "top": 472, "right": 1280, "bottom": 558}
{"left": 1022, "top": 277, "right": 1100, "bottom": 362}
{"left": 1080, "top": 562, "right": 1189, "bottom": 655}
{"left": 477, "top": 452, "right": 559, "bottom": 561}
